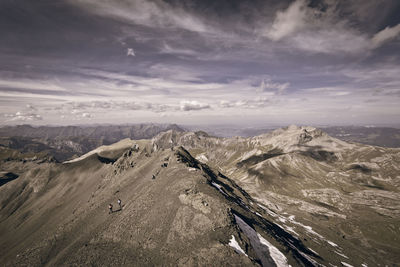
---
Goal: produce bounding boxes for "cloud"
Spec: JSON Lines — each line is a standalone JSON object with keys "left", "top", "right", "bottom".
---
{"left": 26, "top": 104, "right": 37, "bottom": 111}
{"left": 259, "top": 0, "right": 392, "bottom": 55}
{"left": 159, "top": 43, "right": 197, "bottom": 56}
{"left": 0, "top": 79, "right": 66, "bottom": 91}
{"left": 121, "top": 102, "right": 170, "bottom": 113}
{"left": 341, "top": 64, "right": 400, "bottom": 89}
{"left": 219, "top": 100, "right": 236, "bottom": 108}
{"left": 219, "top": 97, "right": 272, "bottom": 109}
{"left": 371, "top": 24, "right": 400, "bottom": 48}
{"left": 265, "top": 0, "right": 308, "bottom": 41}
{"left": 81, "top": 112, "right": 93, "bottom": 118}
{"left": 73, "top": 0, "right": 210, "bottom": 33}
{"left": 68, "top": 108, "right": 94, "bottom": 119}
{"left": 127, "top": 48, "right": 135, "bottom": 56}
{"left": 328, "top": 91, "right": 350, "bottom": 96}
{"left": 61, "top": 100, "right": 174, "bottom": 114}
{"left": 180, "top": 100, "right": 210, "bottom": 111}
{"left": 291, "top": 29, "right": 370, "bottom": 54}
{"left": 260, "top": 79, "right": 290, "bottom": 94}
{"left": 4, "top": 111, "right": 43, "bottom": 122}
{"left": 80, "top": 69, "right": 224, "bottom": 96}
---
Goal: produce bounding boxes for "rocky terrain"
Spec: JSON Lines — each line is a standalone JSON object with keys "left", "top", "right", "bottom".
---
{"left": 0, "top": 126, "right": 399, "bottom": 266}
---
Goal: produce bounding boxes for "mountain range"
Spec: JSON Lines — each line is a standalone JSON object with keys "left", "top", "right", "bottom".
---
{"left": 187, "top": 125, "right": 400, "bottom": 148}
{"left": 0, "top": 125, "right": 399, "bottom": 266}
{"left": 0, "top": 124, "right": 184, "bottom": 162}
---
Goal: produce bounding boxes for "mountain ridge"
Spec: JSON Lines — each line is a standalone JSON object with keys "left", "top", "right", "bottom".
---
{"left": 0, "top": 124, "right": 185, "bottom": 162}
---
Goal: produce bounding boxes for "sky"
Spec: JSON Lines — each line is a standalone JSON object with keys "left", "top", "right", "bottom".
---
{"left": 1, "top": 0, "right": 400, "bottom": 126}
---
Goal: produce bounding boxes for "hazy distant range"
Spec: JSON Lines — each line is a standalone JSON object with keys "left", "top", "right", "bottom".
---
{"left": 187, "top": 125, "right": 400, "bottom": 148}
{"left": 0, "top": 124, "right": 399, "bottom": 162}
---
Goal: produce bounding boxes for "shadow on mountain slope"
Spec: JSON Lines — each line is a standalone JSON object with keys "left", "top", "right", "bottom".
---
{"left": 236, "top": 149, "right": 284, "bottom": 168}
{"left": 0, "top": 172, "right": 19, "bottom": 187}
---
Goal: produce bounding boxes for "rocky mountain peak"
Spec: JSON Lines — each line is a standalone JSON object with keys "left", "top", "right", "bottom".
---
{"left": 252, "top": 125, "right": 347, "bottom": 153}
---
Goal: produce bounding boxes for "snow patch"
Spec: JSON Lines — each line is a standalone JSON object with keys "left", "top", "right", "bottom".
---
{"left": 341, "top": 262, "right": 354, "bottom": 267}
{"left": 196, "top": 153, "right": 208, "bottom": 163}
{"left": 211, "top": 182, "right": 227, "bottom": 196}
{"left": 308, "top": 248, "right": 319, "bottom": 256}
{"left": 297, "top": 250, "right": 320, "bottom": 266}
{"left": 257, "top": 233, "right": 290, "bottom": 267}
{"left": 287, "top": 215, "right": 324, "bottom": 239}
{"left": 327, "top": 240, "right": 338, "bottom": 247}
{"left": 284, "top": 226, "right": 299, "bottom": 236}
{"left": 278, "top": 217, "right": 287, "bottom": 223}
{"left": 334, "top": 251, "right": 349, "bottom": 259}
{"left": 257, "top": 203, "right": 278, "bottom": 217}
{"left": 229, "top": 235, "right": 247, "bottom": 256}
{"left": 234, "top": 215, "right": 289, "bottom": 267}
{"left": 211, "top": 182, "right": 222, "bottom": 189}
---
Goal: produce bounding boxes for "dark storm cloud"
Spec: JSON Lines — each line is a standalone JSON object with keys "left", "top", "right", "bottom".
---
{"left": 0, "top": 0, "right": 399, "bottom": 125}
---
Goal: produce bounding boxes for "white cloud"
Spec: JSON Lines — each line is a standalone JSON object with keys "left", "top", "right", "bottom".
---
{"left": 61, "top": 100, "right": 175, "bottom": 114}
{"left": 259, "top": 0, "right": 397, "bottom": 54}
{"left": 26, "top": 104, "right": 37, "bottom": 110}
{"left": 180, "top": 100, "right": 210, "bottom": 111}
{"left": 4, "top": 111, "right": 43, "bottom": 122}
{"left": 0, "top": 79, "right": 66, "bottom": 91}
{"left": 265, "top": 0, "right": 308, "bottom": 41}
{"left": 341, "top": 64, "right": 400, "bottom": 89}
{"left": 291, "top": 29, "right": 370, "bottom": 54}
{"left": 260, "top": 79, "right": 290, "bottom": 94}
{"left": 219, "top": 97, "right": 272, "bottom": 109}
{"left": 73, "top": 0, "right": 210, "bottom": 33}
{"left": 160, "top": 43, "right": 197, "bottom": 56}
{"left": 80, "top": 69, "right": 224, "bottom": 96}
{"left": 371, "top": 24, "right": 400, "bottom": 48}
{"left": 127, "top": 48, "right": 135, "bottom": 56}
{"left": 219, "top": 100, "right": 236, "bottom": 108}
{"left": 329, "top": 91, "right": 350, "bottom": 96}
{"left": 81, "top": 112, "right": 93, "bottom": 118}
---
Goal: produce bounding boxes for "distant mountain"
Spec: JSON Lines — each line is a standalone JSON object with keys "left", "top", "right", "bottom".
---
{"left": 0, "top": 124, "right": 184, "bottom": 141}
{"left": 322, "top": 126, "right": 400, "bottom": 148}
{"left": 0, "top": 124, "right": 184, "bottom": 161}
{"left": 187, "top": 125, "right": 400, "bottom": 148}
{"left": 1, "top": 125, "right": 399, "bottom": 266}
{"left": 186, "top": 125, "right": 277, "bottom": 138}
